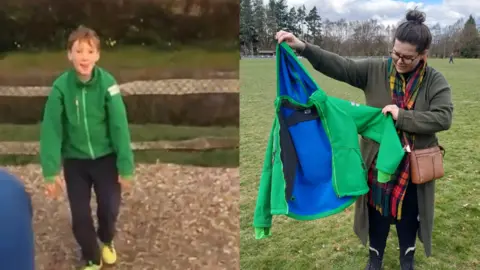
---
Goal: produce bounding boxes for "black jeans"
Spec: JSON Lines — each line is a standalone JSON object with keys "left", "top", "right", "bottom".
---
{"left": 368, "top": 182, "right": 419, "bottom": 259}
{"left": 63, "top": 153, "right": 121, "bottom": 264}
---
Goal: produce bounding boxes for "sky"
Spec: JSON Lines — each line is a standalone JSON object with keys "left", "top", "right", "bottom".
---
{"left": 279, "top": 0, "right": 480, "bottom": 27}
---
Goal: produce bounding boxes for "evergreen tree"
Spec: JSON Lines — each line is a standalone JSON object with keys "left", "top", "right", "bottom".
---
{"left": 275, "top": 0, "right": 289, "bottom": 31}
{"left": 252, "top": 0, "right": 266, "bottom": 51}
{"left": 265, "top": 0, "right": 277, "bottom": 48}
{"left": 287, "top": 7, "right": 298, "bottom": 34}
{"left": 305, "top": 6, "right": 322, "bottom": 44}
{"left": 240, "top": 0, "right": 255, "bottom": 53}
{"left": 296, "top": 5, "right": 307, "bottom": 40}
{"left": 460, "top": 15, "right": 480, "bottom": 58}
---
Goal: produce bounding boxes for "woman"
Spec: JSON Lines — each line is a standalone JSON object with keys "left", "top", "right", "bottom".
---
{"left": 276, "top": 9, "right": 453, "bottom": 270}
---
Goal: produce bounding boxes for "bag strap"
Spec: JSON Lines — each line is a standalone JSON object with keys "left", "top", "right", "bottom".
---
{"left": 403, "top": 132, "right": 446, "bottom": 157}
{"left": 401, "top": 132, "right": 414, "bottom": 153}
{"left": 439, "top": 145, "right": 446, "bottom": 157}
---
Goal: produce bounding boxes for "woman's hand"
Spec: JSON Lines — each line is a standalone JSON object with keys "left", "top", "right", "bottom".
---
{"left": 275, "top": 30, "right": 306, "bottom": 51}
{"left": 382, "top": 104, "right": 400, "bottom": 120}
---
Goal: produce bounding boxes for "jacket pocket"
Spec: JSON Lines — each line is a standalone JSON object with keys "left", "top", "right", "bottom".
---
{"left": 332, "top": 147, "right": 369, "bottom": 197}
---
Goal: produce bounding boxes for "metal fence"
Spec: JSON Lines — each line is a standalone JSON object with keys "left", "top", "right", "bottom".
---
{"left": 0, "top": 79, "right": 239, "bottom": 96}
{"left": 0, "top": 77, "right": 240, "bottom": 126}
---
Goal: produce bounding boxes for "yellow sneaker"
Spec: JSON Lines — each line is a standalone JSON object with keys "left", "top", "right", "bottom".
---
{"left": 82, "top": 260, "right": 102, "bottom": 270}
{"left": 101, "top": 242, "right": 117, "bottom": 265}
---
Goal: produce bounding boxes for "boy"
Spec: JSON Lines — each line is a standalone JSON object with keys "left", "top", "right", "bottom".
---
{"left": 40, "top": 26, "right": 135, "bottom": 270}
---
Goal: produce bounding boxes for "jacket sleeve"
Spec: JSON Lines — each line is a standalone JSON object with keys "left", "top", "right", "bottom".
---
{"left": 105, "top": 83, "right": 135, "bottom": 180}
{"left": 329, "top": 97, "right": 405, "bottom": 182}
{"left": 39, "top": 85, "right": 63, "bottom": 183}
{"left": 299, "top": 42, "right": 370, "bottom": 90}
{"left": 252, "top": 119, "right": 277, "bottom": 239}
{"left": 395, "top": 73, "right": 453, "bottom": 134}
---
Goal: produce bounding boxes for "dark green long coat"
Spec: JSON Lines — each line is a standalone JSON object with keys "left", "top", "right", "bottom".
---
{"left": 300, "top": 43, "right": 454, "bottom": 257}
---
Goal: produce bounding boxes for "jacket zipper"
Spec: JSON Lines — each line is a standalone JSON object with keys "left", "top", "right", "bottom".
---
{"left": 317, "top": 105, "right": 340, "bottom": 197}
{"left": 275, "top": 116, "right": 289, "bottom": 213}
{"left": 82, "top": 88, "right": 95, "bottom": 159}
{"left": 75, "top": 97, "right": 80, "bottom": 124}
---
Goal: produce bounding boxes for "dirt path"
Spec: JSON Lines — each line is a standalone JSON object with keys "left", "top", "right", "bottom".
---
{"left": 4, "top": 163, "right": 239, "bottom": 270}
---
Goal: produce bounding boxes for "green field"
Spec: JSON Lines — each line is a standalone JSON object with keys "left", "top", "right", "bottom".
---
{"left": 0, "top": 124, "right": 239, "bottom": 167}
{"left": 0, "top": 46, "right": 238, "bottom": 72}
{"left": 240, "top": 58, "right": 480, "bottom": 269}
{"left": 0, "top": 46, "right": 238, "bottom": 85}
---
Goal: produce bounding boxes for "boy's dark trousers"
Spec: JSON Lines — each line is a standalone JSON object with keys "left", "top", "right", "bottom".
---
{"left": 63, "top": 153, "right": 121, "bottom": 264}
{"left": 368, "top": 181, "right": 419, "bottom": 269}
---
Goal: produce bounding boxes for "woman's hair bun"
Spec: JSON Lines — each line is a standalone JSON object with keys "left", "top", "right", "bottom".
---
{"left": 405, "top": 9, "right": 426, "bottom": 24}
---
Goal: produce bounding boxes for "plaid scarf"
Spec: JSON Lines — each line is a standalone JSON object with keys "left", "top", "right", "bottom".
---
{"left": 367, "top": 57, "right": 427, "bottom": 220}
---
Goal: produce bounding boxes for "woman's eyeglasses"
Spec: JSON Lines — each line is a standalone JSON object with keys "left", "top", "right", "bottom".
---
{"left": 390, "top": 50, "right": 419, "bottom": 65}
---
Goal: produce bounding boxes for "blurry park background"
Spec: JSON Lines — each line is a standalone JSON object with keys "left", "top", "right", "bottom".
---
{"left": 0, "top": 0, "right": 240, "bottom": 269}
{"left": 240, "top": 0, "right": 480, "bottom": 58}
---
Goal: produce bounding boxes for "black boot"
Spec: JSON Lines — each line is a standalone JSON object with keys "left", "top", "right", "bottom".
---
{"left": 399, "top": 249, "right": 415, "bottom": 270}
{"left": 365, "top": 248, "right": 383, "bottom": 270}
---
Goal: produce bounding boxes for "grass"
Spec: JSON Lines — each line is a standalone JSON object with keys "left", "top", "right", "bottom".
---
{"left": 240, "top": 58, "right": 480, "bottom": 269}
{"left": 0, "top": 124, "right": 239, "bottom": 167}
{"left": 0, "top": 46, "right": 238, "bottom": 72}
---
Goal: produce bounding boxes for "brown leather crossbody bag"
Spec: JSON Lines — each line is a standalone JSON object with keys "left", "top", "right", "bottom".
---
{"left": 404, "top": 133, "right": 446, "bottom": 184}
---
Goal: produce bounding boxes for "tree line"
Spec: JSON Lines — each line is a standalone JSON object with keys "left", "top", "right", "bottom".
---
{"left": 240, "top": 0, "right": 480, "bottom": 58}
{"left": 0, "top": 0, "right": 238, "bottom": 52}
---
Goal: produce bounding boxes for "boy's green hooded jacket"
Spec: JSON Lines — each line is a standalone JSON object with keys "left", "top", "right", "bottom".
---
{"left": 40, "top": 66, "right": 134, "bottom": 182}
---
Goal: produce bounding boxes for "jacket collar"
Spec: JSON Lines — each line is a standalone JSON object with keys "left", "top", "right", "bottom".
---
{"left": 71, "top": 65, "right": 99, "bottom": 87}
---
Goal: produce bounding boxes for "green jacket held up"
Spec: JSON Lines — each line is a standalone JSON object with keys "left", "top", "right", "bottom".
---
{"left": 40, "top": 66, "right": 134, "bottom": 183}
{"left": 253, "top": 43, "right": 406, "bottom": 237}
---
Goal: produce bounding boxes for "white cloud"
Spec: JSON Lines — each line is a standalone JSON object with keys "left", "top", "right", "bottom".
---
{"left": 283, "top": 0, "right": 480, "bottom": 27}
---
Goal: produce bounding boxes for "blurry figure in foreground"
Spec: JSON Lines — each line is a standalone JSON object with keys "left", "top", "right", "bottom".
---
{"left": 0, "top": 169, "right": 35, "bottom": 270}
